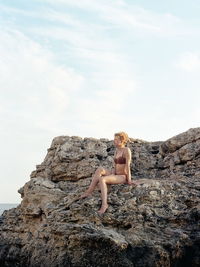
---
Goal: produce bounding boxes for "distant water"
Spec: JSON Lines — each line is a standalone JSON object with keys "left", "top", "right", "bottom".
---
{"left": 0, "top": 203, "right": 19, "bottom": 216}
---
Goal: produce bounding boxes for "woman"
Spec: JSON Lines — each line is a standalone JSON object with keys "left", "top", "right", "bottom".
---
{"left": 80, "top": 132, "right": 138, "bottom": 214}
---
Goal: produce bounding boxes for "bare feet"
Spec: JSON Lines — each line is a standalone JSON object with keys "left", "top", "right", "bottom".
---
{"left": 79, "top": 192, "right": 91, "bottom": 199}
{"left": 132, "top": 181, "right": 140, "bottom": 185}
{"left": 98, "top": 204, "right": 108, "bottom": 214}
{"left": 127, "top": 181, "right": 139, "bottom": 186}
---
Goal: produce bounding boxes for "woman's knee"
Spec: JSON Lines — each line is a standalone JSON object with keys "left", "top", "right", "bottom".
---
{"left": 99, "top": 176, "right": 107, "bottom": 184}
{"left": 95, "top": 166, "right": 105, "bottom": 176}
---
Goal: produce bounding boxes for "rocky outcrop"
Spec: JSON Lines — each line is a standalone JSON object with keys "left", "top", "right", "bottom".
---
{"left": 0, "top": 128, "right": 200, "bottom": 266}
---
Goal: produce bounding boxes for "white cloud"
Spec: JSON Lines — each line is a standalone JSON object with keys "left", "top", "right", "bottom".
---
{"left": 0, "top": 4, "right": 138, "bottom": 138}
{"left": 0, "top": 27, "right": 84, "bottom": 131}
{"left": 68, "top": 74, "right": 137, "bottom": 140}
{"left": 175, "top": 52, "right": 200, "bottom": 72}
{"left": 44, "top": 9, "right": 83, "bottom": 28}
{"left": 40, "top": 0, "right": 191, "bottom": 37}
{"left": 0, "top": 26, "right": 85, "bottom": 203}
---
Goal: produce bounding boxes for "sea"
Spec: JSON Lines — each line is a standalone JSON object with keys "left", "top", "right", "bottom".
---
{"left": 0, "top": 203, "right": 19, "bottom": 216}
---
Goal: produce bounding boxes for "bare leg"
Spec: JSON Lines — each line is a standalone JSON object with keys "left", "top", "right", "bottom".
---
{"left": 98, "top": 174, "right": 126, "bottom": 214}
{"left": 80, "top": 167, "right": 108, "bottom": 199}
{"left": 98, "top": 178, "right": 108, "bottom": 214}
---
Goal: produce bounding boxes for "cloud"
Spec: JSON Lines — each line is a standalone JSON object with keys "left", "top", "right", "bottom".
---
{"left": 175, "top": 52, "right": 200, "bottom": 72}
{"left": 0, "top": 3, "right": 139, "bottom": 140}
{"left": 68, "top": 74, "right": 137, "bottom": 140}
{"left": 40, "top": 0, "right": 191, "bottom": 37}
{"left": 0, "top": 14, "right": 138, "bottom": 141}
{"left": 0, "top": 27, "right": 84, "bottom": 133}
{"left": 0, "top": 25, "right": 85, "bottom": 203}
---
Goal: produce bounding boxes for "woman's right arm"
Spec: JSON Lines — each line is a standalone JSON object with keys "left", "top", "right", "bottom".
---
{"left": 111, "top": 150, "right": 116, "bottom": 174}
{"left": 111, "top": 168, "right": 115, "bottom": 175}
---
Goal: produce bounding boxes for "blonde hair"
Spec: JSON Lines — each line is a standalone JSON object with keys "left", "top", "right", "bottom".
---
{"left": 114, "top": 131, "right": 129, "bottom": 145}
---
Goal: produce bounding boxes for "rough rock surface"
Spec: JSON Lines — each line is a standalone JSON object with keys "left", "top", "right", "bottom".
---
{"left": 0, "top": 128, "right": 200, "bottom": 267}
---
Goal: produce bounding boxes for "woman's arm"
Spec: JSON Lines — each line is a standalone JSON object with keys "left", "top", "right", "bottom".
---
{"left": 124, "top": 147, "right": 132, "bottom": 184}
{"left": 111, "top": 160, "right": 116, "bottom": 175}
{"left": 111, "top": 150, "right": 116, "bottom": 175}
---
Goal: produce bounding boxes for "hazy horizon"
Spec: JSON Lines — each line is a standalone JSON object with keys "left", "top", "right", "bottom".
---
{"left": 0, "top": 203, "right": 19, "bottom": 216}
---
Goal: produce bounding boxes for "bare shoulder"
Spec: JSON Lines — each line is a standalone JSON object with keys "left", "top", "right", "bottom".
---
{"left": 124, "top": 147, "right": 131, "bottom": 153}
{"left": 124, "top": 147, "right": 131, "bottom": 155}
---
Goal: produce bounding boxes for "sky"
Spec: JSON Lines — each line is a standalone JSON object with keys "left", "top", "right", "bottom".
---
{"left": 0, "top": 0, "right": 200, "bottom": 203}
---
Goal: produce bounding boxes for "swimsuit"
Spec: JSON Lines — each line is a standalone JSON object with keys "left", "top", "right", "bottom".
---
{"left": 114, "top": 149, "right": 126, "bottom": 164}
{"left": 114, "top": 149, "right": 127, "bottom": 181}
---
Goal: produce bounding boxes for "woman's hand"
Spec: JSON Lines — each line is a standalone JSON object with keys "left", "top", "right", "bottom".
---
{"left": 126, "top": 180, "right": 140, "bottom": 186}
{"left": 126, "top": 180, "right": 135, "bottom": 185}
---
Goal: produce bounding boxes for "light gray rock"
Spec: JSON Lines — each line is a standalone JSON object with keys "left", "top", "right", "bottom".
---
{"left": 0, "top": 128, "right": 200, "bottom": 266}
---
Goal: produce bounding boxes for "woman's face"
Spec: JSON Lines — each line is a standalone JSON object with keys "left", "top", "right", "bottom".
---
{"left": 114, "top": 136, "right": 123, "bottom": 147}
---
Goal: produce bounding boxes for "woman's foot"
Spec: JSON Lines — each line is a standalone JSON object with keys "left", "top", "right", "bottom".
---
{"left": 79, "top": 191, "right": 91, "bottom": 199}
{"left": 98, "top": 204, "right": 108, "bottom": 214}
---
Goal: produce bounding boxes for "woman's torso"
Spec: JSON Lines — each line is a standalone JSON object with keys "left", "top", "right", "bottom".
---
{"left": 114, "top": 148, "right": 127, "bottom": 175}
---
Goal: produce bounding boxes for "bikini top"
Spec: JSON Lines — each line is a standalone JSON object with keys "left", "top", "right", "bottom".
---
{"left": 114, "top": 149, "right": 126, "bottom": 164}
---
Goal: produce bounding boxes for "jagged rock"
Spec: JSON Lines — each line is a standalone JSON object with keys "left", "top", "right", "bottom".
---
{"left": 0, "top": 128, "right": 200, "bottom": 266}
{"left": 160, "top": 128, "right": 200, "bottom": 155}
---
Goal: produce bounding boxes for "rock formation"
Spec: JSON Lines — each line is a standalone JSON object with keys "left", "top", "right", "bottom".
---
{"left": 0, "top": 128, "right": 199, "bottom": 266}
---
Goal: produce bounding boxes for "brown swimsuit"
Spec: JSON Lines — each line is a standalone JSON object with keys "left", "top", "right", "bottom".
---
{"left": 114, "top": 149, "right": 126, "bottom": 164}
{"left": 114, "top": 149, "right": 127, "bottom": 181}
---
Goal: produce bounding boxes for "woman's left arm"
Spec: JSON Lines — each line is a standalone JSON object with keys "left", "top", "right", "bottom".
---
{"left": 125, "top": 148, "right": 132, "bottom": 184}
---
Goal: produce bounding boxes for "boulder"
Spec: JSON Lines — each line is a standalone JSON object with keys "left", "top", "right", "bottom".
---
{"left": 0, "top": 128, "right": 199, "bottom": 266}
